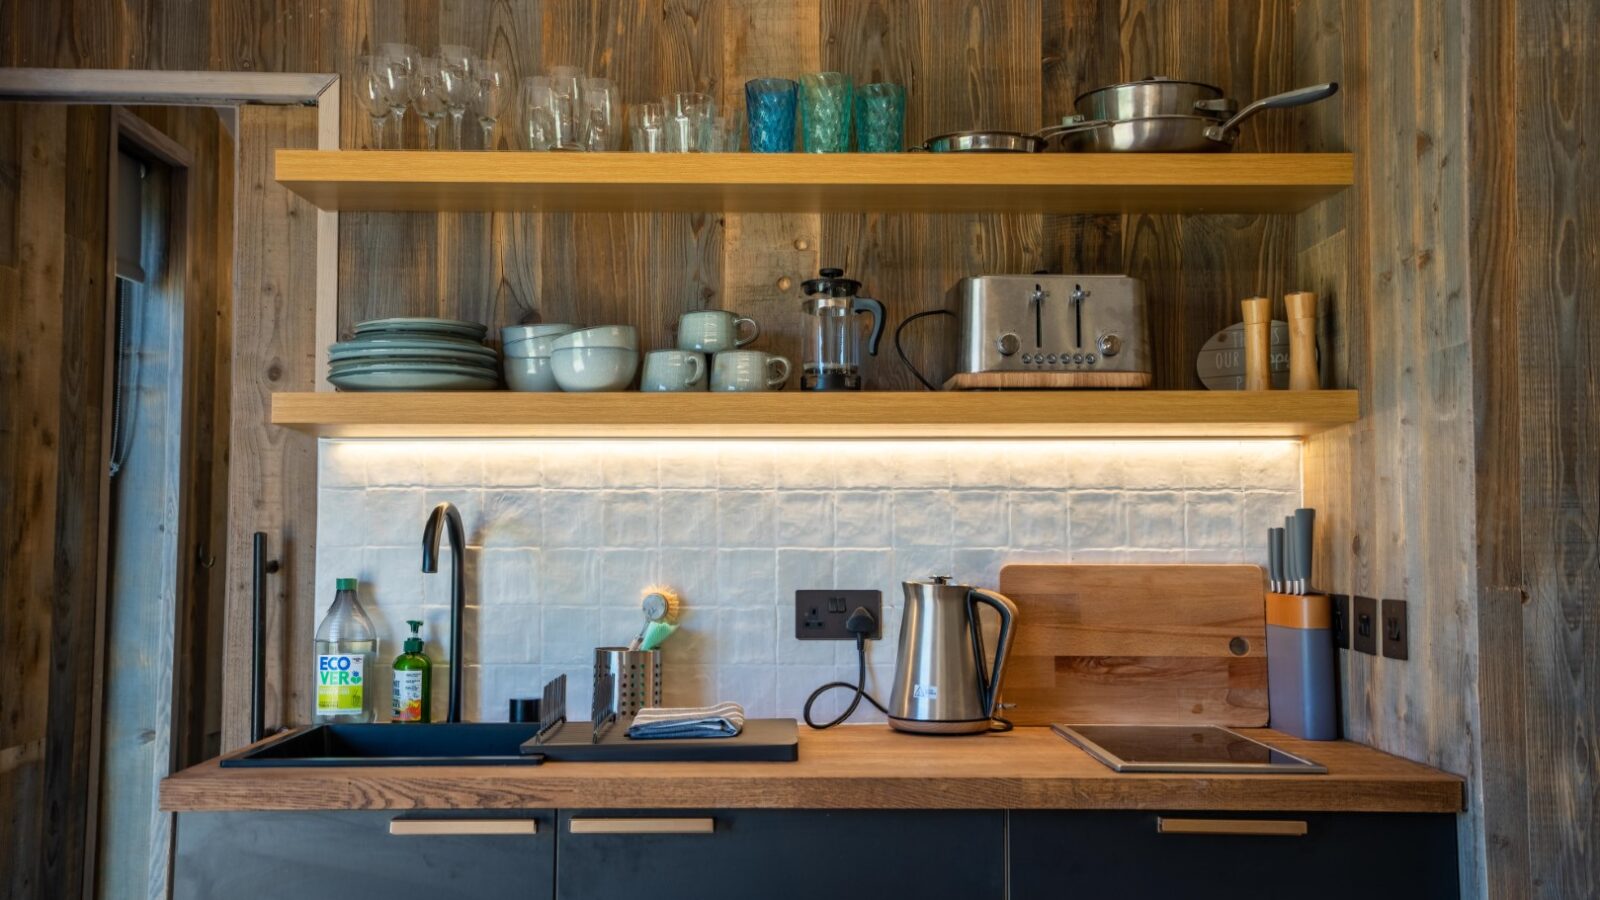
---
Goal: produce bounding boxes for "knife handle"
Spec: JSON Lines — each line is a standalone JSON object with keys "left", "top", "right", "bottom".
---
{"left": 1268, "top": 528, "right": 1285, "bottom": 593}
{"left": 1293, "top": 508, "right": 1316, "bottom": 593}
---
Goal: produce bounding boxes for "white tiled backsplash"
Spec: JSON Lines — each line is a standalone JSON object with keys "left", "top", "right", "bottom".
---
{"left": 315, "top": 439, "right": 1301, "bottom": 723}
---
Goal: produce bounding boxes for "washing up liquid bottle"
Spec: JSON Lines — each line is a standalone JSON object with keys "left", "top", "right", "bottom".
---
{"left": 391, "top": 620, "right": 432, "bottom": 723}
{"left": 314, "top": 578, "right": 378, "bottom": 724}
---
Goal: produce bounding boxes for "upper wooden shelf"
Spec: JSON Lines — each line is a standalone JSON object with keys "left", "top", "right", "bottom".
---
{"left": 270, "top": 390, "right": 1359, "bottom": 439}
{"left": 275, "top": 151, "right": 1353, "bottom": 215}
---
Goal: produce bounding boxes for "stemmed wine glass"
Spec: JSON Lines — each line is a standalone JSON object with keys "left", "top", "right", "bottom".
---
{"left": 377, "top": 43, "right": 419, "bottom": 146}
{"left": 355, "top": 55, "right": 398, "bottom": 148}
{"left": 437, "top": 44, "right": 475, "bottom": 149}
{"left": 410, "top": 59, "right": 449, "bottom": 150}
{"left": 471, "top": 57, "right": 511, "bottom": 149}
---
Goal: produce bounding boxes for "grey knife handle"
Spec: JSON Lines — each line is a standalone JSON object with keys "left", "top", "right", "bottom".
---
{"left": 1293, "top": 508, "right": 1316, "bottom": 593}
{"left": 1268, "top": 528, "right": 1285, "bottom": 593}
{"left": 1284, "top": 516, "right": 1298, "bottom": 594}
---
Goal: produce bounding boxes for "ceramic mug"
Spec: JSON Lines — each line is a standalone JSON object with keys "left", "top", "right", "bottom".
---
{"left": 711, "top": 351, "right": 790, "bottom": 392}
{"left": 641, "top": 350, "right": 706, "bottom": 392}
{"left": 677, "top": 309, "right": 760, "bottom": 354}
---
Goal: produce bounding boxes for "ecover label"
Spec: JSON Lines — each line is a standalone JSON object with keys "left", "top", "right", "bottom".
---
{"left": 316, "top": 654, "right": 364, "bottom": 715}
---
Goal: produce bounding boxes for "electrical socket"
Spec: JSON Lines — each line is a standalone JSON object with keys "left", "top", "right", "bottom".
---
{"left": 1381, "top": 598, "right": 1409, "bottom": 660}
{"left": 1352, "top": 595, "right": 1378, "bottom": 655}
{"left": 1331, "top": 594, "right": 1350, "bottom": 650}
{"left": 794, "top": 589, "right": 882, "bottom": 641}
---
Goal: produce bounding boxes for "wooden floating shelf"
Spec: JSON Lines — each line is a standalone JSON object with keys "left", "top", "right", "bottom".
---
{"left": 276, "top": 151, "right": 1353, "bottom": 214}
{"left": 270, "top": 390, "right": 1359, "bottom": 439}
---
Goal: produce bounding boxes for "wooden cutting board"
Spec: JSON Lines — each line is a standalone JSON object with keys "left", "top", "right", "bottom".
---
{"left": 997, "top": 564, "right": 1268, "bottom": 726}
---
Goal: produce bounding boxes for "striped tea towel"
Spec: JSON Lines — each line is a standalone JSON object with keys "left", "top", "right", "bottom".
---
{"left": 627, "top": 702, "right": 746, "bottom": 740}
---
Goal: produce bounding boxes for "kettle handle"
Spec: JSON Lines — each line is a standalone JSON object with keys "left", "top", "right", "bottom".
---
{"left": 966, "top": 588, "right": 1018, "bottom": 720}
{"left": 853, "top": 297, "right": 886, "bottom": 357}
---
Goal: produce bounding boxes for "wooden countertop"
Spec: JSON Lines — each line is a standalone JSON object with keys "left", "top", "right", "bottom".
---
{"left": 160, "top": 727, "right": 1462, "bottom": 814}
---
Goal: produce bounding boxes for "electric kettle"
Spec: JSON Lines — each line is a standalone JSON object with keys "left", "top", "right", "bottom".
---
{"left": 887, "top": 576, "right": 1018, "bottom": 734}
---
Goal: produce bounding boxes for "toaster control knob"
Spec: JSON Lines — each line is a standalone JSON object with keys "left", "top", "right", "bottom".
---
{"left": 996, "top": 333, "right": 1021, "bottom": 357}
{"left": 1098, "top": 334, "right": 1123, "bottom": 358}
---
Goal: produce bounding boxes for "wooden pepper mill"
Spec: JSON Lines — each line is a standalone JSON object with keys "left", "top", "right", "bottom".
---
{"left": 1285, "top": 290, "right": 1319, "bottom": 390}
{"left": 1240, "top": 296, "right": 1273, "bottom": 390}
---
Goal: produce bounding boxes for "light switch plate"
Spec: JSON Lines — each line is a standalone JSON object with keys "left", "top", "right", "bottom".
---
{"left": 795, "top": 590, "right": 882, "bottom": 641}
{"left": 1382, "top": 598, "right": 1409, "bottom": 660}
{"left": 1352, "top": 595, "right": 1378, "bottom": 655}
{"left": 1331, "top": 594, "right": 1350, "bottom": 650}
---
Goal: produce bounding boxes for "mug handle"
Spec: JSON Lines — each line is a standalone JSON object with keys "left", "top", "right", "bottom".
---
{"left": 734, "top": 316, "right": 761, "bottom": 348}
{"left": 685, "top": 354, "right": 705, "bottom": 386}
{"left": 765, "top": 355, "right": 791, "bottom": 389}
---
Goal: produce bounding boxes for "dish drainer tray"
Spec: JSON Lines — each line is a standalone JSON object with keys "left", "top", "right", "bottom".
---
{"left": 518, "top": 717, "right": 798, "bottom": 763}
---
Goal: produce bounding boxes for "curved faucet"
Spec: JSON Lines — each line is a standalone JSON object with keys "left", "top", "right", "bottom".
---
{"left": 422, "top": 501, "right": 466, "bottom": 723}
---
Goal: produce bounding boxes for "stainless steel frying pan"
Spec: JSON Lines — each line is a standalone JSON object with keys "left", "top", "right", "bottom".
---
{"left": 1054, "top": 82, "right": 1338, "bottom": 153}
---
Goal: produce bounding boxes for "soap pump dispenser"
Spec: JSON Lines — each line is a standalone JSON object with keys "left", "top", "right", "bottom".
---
{"left": 391, "top": 620, "right": 432, "bottom": 723}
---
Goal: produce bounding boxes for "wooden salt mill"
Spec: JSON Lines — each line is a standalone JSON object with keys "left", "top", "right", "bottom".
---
{"left": 1241, "top": 296, "right": 1273, "bottom": 390}
{"left": 1286, "top": 290, "right": 1320, "bottom": 390}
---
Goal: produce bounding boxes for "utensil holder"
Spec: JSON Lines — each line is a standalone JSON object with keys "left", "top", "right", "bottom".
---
{"left": 594, "top": 647, "right": 662, "bottom": 716}
{"left": 1265, "top": 593, "right": 1337, "bottom": 740}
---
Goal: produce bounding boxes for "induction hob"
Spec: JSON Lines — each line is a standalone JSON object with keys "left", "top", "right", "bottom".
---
{"left": 1053, "top": 724, "right": 1327, "bottom": 775}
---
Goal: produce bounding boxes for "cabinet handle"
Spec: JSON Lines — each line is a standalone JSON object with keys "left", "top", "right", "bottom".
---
{"left": 1157, "top": 818, "right": 1307, "bottom": 837}
{"left": 389, "top": 819, "right": 538, "bottom": 836}
{"left": 569, "top": 817, "right": 715, "bottom": 835}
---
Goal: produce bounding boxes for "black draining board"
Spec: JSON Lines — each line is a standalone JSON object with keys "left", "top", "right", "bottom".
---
{"left": 519, "top": 718, "right": 798, "bottom": 762}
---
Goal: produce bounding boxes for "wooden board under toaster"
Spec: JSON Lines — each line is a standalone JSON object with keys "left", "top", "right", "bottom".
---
{"left": 944, "top": 371, "right": 1153, "bottom": 390}
{"left": 997, "top": 564, "right": 1268, "bottom": 727}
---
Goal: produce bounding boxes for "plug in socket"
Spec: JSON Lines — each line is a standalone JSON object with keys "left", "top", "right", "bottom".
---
{"left": 1331, "top": 594, "right": 1350, "bottom": 650}
{"left": 795, "top": 590, "right": 882, "bottom": 640}
{"left": 1381, "top": 598, "right": 1408, "bottom": 659}
{"left": 1352, "top": 595, "right": 1378, "bottom": 655}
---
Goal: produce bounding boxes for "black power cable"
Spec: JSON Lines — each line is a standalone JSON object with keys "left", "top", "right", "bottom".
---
{"left": 893, "top": 308, "right": 956, "bottom": 391}
{"left": 803, "top": 607, "right": 888, "bottom": 729}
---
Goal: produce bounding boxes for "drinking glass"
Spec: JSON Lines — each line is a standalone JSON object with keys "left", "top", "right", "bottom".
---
{"left": 437, "top": 44, "right": 476, "bottom": 149}
{"left": 410, "top": 59, "right": 450, "bottom": 150}
{"left": 664, "top": 91, "right": 715, "bottom": 152}
{"left": 546, "top": 66, "right": 585, "bottom": 150}
{"left": 580, "top": 77, "right": 620, "bottom": 151}
{"left": 521, "top": 78, "right": 559, "bottom": 150}
{"left": 472, "top": 57, "right": 511, "bottom": 149}
{"left": 799, "top": 72, "right": 853, "bottom": 152}
{"left": 355, "top": 55, "right": 399, "bottom": 149}
{"left": 628, "top": 101, "right": 668, "bottom": 152}
{"left": 378, "top": 43, "right": 420, "bottom": 146}
{"left": 745, "top": 78, "right": 797, "bottom": 152}
{"left": 708, "top": 114, "right": 742, "bottom": 152}
{"left": 854, "top": 82, "right": 905, "bottom": 152}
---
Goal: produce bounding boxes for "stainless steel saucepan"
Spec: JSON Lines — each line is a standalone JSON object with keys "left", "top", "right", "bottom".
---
{"left": 1073, "top": 76, "right": 1236, "bottom": 121}
{"left": 1054, "top": 82, "right": 1338, "bottom": 153}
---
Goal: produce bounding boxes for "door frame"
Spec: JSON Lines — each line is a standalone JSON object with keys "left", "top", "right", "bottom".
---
{"left": 0, "top": 66, "right": 338, "bottom": 900}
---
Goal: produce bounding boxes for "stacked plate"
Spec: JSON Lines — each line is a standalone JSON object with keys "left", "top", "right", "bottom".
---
{"left": 329, "top": 318, "right": 500, "bottom": 391}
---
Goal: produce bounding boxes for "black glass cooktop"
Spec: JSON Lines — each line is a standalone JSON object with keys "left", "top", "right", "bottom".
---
{"left": 1053, "top": 724, "right": 1327, "bottom": 774}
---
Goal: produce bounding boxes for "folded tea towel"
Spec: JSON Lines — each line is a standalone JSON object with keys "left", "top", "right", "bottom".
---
{"left": 627, "top": 702, "right": 746, "bottom": 739}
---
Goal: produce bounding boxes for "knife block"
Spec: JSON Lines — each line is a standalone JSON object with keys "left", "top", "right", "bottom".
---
{"left": 1265, "top": 593, "right": 1337, "bottom": 740}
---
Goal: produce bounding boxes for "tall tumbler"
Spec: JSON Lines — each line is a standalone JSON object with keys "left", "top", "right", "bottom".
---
{"left": 594, "top": 647, "right": 663, "bottom": 716}
{"left": 799, "top": 72, "right": 853, "bottom": 152}
{"left": 855, "top": 82, "right": 906, "bottom": 152}
{"left": 745, "top": 77, "right": 797, "bottom": 152}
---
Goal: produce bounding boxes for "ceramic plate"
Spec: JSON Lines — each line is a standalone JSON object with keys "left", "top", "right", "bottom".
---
{"left": 351, "top": 317, "right": 489, "bottom": 341}
{"left": 330, "top": 342, "right": 497, "bottom": 366}
{"left": 328, "top": 362, "right": 501, "bottom": 392}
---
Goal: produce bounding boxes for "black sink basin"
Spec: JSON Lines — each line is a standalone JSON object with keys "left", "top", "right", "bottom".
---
{"left": 222, "top": 723, "right": 546, "bottom": 767}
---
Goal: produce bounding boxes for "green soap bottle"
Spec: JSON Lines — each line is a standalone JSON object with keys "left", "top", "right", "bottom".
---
{"left": 391, "top": 620, "right": 432, "bottom": 723}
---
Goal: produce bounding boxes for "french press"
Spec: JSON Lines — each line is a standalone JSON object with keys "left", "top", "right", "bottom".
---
{"left": 799, "top": 267, "right": 886, "bottom": 391}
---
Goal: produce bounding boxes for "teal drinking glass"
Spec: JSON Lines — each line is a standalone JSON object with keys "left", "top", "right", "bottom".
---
{"left": 745, "top": 78, "right": 797, "bottom": 152}
{"left": 854, "top": 82, "right": 906, "bottom": 152}
{"left": 799, "top": 72, "right": 853, "bottom": 152}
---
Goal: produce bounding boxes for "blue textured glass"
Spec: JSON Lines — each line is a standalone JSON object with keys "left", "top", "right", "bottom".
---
{"left": 745, "top": 78, "right": 797, "bottom": 152}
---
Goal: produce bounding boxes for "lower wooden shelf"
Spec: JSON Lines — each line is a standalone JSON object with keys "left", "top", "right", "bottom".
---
{"left": 270, "top": 390, "right": 1358, "bottom": 439}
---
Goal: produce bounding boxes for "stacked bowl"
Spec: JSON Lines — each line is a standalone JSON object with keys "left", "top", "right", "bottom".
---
{"left": 329, "top": 317, "right": 499, "bottom": 391}
{"left": 502, "top": 323, "right": 577, "bottom": 391}
{"left": 551, "top": 326, "right": 639, "bottom": 391}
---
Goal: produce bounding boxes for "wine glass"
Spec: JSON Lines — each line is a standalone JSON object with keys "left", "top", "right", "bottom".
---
{"left": 437, "top": 44, "right": 476, "bottom": 149}
{"left": 355, "top": 55, "right": 398, "bottom": 149}
{"left": 377, "top": 43, "right": 419, "bottom": 146}
{"left": 410, "top": 59, "right": 449, "bottom": 150}
{"left": 472, "top": 57, "right": 511, "bottom": 149}
{"left": 580, "top": 77, "right": 620, "bottom": 151}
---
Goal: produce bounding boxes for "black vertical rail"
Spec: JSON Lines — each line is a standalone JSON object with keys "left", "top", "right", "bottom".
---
{"left": 251, "top": 532, "right": 280, "bottom": 743}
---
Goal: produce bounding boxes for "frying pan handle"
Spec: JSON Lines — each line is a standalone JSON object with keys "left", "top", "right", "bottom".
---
{"left": 966, "top": 588, "right": 1019, "bottom": 720}
{"left": 1209, "top": 82, "right": 1340, "bottom": 140}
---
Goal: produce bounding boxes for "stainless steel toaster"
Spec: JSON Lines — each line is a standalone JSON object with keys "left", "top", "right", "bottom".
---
{"left": 949, "top": 275, "right": 1152, "bottom": 388}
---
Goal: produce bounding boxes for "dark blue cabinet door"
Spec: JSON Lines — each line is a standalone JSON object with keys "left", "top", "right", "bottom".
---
{"left": 555, "top": 809, "right": 1005, "bottom": 900}
{"left": 1010, "top": 811, "right": 1459, "bottom": 900}
{"left": 173, "top": 810, "right": 555, "bottom": 900}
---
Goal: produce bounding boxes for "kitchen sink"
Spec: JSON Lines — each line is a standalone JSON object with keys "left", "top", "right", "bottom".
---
{"left": 221, "top": 723, "right": 546, "bottom": 767}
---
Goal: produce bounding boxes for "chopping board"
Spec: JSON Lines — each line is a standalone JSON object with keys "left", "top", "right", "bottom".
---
{"left": 998, "top": 564, "right": 1268, "bottom": 726}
